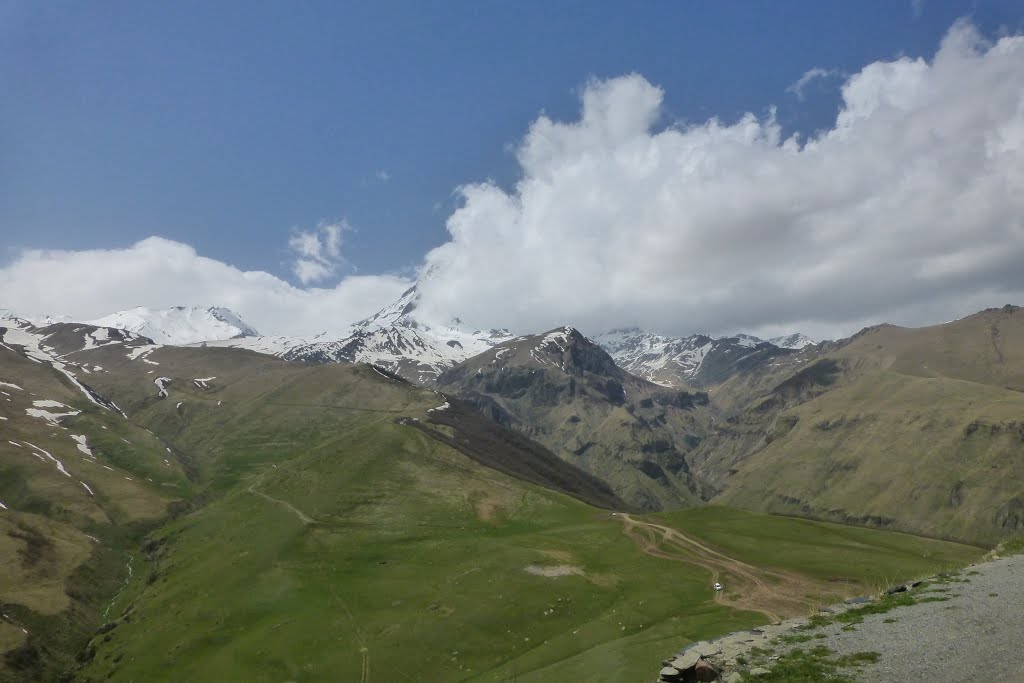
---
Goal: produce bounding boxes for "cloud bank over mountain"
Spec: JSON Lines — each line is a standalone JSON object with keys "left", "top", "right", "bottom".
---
{"left": 0, "top": 237, "right": 410, "bottom": 336}
{"left": 2, "top": 22, "right": 1022, "bottom": 340}
{"left": 418, "top": 21, "right": 1024, "bottom": 340}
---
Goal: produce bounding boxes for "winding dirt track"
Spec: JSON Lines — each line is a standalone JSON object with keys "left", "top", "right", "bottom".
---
{"left": 619, "top": 514, "right": 822, "bottom": 622}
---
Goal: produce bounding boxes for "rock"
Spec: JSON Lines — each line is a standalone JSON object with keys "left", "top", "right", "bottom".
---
{"left": 845, "top": 596, "right": 872, "bottom": 604}
{"left": 750, "top": 666, "right": 769, "bottom": 676}
{"left": 886, "top": 584, "right": 908, "bottom": 595}
{"left": 670, "top": 650, "right": 702, "bottom": 670}
{"left": 659, "top": 665, "right": 682, "bottom": 681}
{"left": 694, "top": 659, "right": 719, "bottom": 682}
{"left": 818, "top": 606, "right": 835, "bottom": 613}
{"left": 910, "top": 580, "right": 924, "bottom": 588}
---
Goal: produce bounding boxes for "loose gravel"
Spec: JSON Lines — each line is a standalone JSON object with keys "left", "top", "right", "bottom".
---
{"left": 658, "top": 553, "right": 1024, "bottom": 683}
{"left": 817, "top": 554, "right": 1024, "bottom": 682}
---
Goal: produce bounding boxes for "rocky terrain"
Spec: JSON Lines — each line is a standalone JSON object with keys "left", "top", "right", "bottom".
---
{"left": 657, "top": 546, "right": 1024, "bottom": 682}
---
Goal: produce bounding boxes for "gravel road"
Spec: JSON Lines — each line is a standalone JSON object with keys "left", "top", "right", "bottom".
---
{"left": 817, "top": 554, "right": 1024, "bottom": 682}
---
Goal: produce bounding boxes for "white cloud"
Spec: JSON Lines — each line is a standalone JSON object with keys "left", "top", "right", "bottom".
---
{"left": 418, "top": 22, "right": 1024, "bottom": 341}
{"left": 0, "top": 237, "right": 411, "bottom": 336}
{"left": 786, "top": 67, "right": 844, "bottom": 100}
{"left": 288, "top": 221, "right": 349, "bottom": 285}
{"left": 376, "top": 170, "right": 391, "bottom": 182}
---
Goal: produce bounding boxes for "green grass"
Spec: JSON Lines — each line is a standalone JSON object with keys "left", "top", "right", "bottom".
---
{"left": 653, "top": 506, "right": 982, "bottom": 588}
{"left": 78, "top": 413, "right": 986, "bottom": 683}
{"left": 80, "top": 421, "right": 762, "bottom": 682}
{"left": 741, "top": 645, "right": 879, "bottom": 682}
{"left": 1000, "top": 534, "right": 1024, "bottom": 555}
{"left": 1, "top": 342, "right": 993, "bottom": 683}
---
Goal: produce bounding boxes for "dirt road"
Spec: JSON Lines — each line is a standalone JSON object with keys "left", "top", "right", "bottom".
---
{"left": 618, "top": 514, "right": 824, "bottom": 622}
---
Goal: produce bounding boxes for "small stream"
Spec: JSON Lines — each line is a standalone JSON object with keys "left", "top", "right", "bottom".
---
{"left": 102, "top": 554, "right": 134, "bottom": 621}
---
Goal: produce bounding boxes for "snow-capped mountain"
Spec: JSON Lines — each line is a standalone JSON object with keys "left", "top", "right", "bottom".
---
{"left": 594, "top": 327, "right": 807, "bottom": 387}
{"left": 281, "top": 285, "right": 517, "bottom": 382}
{"left": 767, "top": 332, "right": 816, "bottom": 349}
{"left": 595, "top": 328, "right": 716, "bottom": 387}
{"left": 90, "top": 306, "right": 259, "bottom": 345}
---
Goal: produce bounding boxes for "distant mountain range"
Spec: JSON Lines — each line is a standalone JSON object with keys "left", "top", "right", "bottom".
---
{"left": 63, "top": 287, "right": 816, "bottom": 385}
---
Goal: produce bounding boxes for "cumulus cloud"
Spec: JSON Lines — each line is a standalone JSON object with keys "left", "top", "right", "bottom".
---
{"left": 289, "top": 221, "right": 349, "bottom": 285}
{"left": 0, "top": 237, "right": 410, "bottom": 336}
{"left": 418, "top": 21, "right": 1024, "bottom": 340}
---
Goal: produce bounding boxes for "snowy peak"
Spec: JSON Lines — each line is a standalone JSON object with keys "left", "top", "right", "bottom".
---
{"left": 355, "top": 284, "right": 420, "bottom": 330}
{"left": 768, "top": 332, "right": 816, "bottom": 349}
{"left": 595, "top": 327, "right": 807, "bottom": 387}
{"left": 281, "top": 282, "right": 517, "bottom": 382}
{"left": 594, "top": 328, "right": 714, "bottom": 387}
{"left": 469, "top": 326, "right": 627, "bottom": 380}
{"left": 90, "top": 306, "right": 259, "bottom": 345}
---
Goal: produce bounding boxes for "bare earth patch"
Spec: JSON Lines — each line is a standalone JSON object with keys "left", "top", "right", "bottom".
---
{"left": 524, "top": 564, "right": 584, "bottom": 578}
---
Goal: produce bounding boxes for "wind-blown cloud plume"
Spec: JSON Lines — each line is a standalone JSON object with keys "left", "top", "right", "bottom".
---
{"left": 0, "top": 237, "right": 410, "bottom": 336}
{"left": 418, "top": 21, "right": 1024, "bottom": 340}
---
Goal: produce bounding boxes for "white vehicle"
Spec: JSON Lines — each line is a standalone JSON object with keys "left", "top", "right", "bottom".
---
{"left": 713, "top": 582, "right": 723, "bottom": 591}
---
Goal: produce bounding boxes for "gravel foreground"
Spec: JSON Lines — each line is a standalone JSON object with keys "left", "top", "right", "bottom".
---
{"left": 820, "top": 553, "right": 1024, "bottom": 682}
{"left": 658, "top": 552, "right": 1024, "bottom": 682}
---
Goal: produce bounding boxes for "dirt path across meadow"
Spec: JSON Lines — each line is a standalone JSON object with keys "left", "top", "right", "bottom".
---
{"left": 619, "top": 514, "right": 827, "bottom": 622}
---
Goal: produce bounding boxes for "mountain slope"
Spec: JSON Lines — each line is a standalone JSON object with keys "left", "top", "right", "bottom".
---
{"left": 437, "top": 327, "right": 713, "bottom": 510}
{"left": 90, "top": 306, "right": 258, "bottom": 345}
{"left": 698, "top": 305, "right": 1024, "bottom": 544}
{"left": 0, "top": 317, "right": 189, "bottom": 682}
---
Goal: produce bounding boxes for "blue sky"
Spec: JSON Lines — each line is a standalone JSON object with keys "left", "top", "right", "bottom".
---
{"left": 2, "top": 1, "right": 1024, "bottom": 338}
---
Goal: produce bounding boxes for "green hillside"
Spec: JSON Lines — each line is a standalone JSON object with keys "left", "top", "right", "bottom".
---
{"left": 0, "top": 321, "right": 989, "bottom": 681}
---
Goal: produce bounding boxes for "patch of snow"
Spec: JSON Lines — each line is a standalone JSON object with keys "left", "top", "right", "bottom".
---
{"left": 33, "top": 399, "right": 67, "bottom": 408}
{"left": 175, "top": 401, "right": 183, "bottom": 409}
{"left": 427, "top": 401, "right": 450, "bottom": 412}
{"left": 126, "top": 344, "right": 162, "bottom": 360}
{"left": 71, "top": 434, "right": 93, "bottom": 456}
{"left": 26, "top": 406, "right": 81, "bottom": 425}
{"left": 0, "top": 381, "right": 22, "bottom": 391}
{"left": 80, "top": 481, "right": 95, "bottom": 496}
{"left": 8, "top": 441, "right": 21, "bottom": 447}
{"left": 193, "top": 376, "right": 216, "bottom": 382}
{"left": 154, "top": 377, "right": 171, "bottom": 398}
{"left": 24, "top": 442, "right": 71, "bottom": 478}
